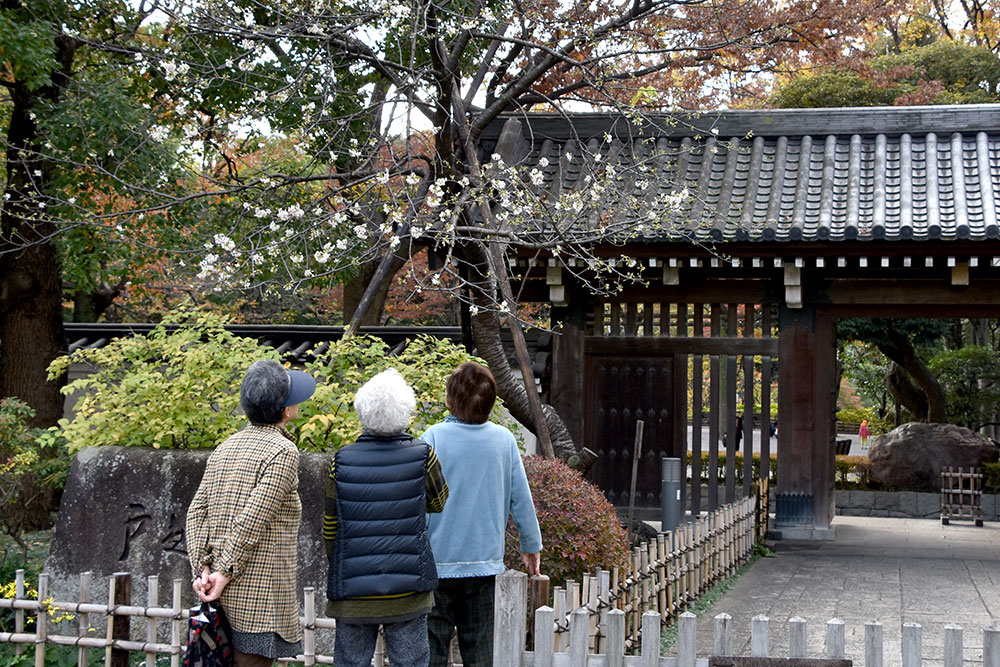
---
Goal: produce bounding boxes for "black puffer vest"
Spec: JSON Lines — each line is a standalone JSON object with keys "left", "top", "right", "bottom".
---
{"left": 327, "top": 434, "right": 437, "bottom": 601}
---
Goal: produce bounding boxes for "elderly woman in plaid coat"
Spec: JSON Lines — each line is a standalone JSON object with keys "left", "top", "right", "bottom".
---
{"left": 186, "top": 360, "right": 316, "bottom": 667}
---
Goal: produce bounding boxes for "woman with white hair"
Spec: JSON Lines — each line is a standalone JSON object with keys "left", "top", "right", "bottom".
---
{"left": 323, "top": 368, "right": 449, "bottom": 667}
{"left": 186, "top": 359, "right": 316, "bottom": 667}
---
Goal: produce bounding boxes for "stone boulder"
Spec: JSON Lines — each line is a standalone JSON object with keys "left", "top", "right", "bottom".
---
{"left": 868, "top": 422, "right": 999, "bottom": 491}
{"left": 44, "top": 446, "right": 330, "bottom": 621}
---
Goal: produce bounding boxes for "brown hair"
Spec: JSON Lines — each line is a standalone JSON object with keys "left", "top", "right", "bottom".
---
{"left": 446, "top": 362, "right": 497, "bottom": 424}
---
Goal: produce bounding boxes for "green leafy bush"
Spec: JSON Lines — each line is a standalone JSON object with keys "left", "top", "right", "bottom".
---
{"left": 984, "top": 462, "right": 1000, "bottom": 493}
{"left": 836, "top": 408, "right": 891, "bottom": 435}
{"left": 47, "top": 309, "right": 272, "bottom": 451}
{"left": 505, "top": 455, "right": 629, "bottom": 589}
{"left": 835, "top": 456, "right": 871, "bottom": 489}
{"left": 0, "top": 400, "right": 70, "bottom": 555}
{"left": 298, "top": 334, "right": 496, "bottom": 451}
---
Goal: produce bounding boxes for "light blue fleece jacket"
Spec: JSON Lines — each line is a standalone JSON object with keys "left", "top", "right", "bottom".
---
{"left": 423, "top": 416, "right": 543, "bottom": 578}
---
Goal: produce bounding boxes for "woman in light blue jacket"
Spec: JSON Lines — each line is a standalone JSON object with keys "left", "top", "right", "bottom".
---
{"left": 423, "top": 362, "right": 542, "bottom": 667}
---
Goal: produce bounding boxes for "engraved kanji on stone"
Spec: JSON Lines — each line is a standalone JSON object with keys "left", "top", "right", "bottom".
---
{"left": 120, "top": 503, "right": 152, "bottom": 560}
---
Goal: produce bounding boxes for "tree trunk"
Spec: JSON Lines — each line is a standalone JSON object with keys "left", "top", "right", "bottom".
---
{"left": 886, "top": 362, "right": 928, "bottom": 421}
{"left": 71, "top": 285, "right": 120, "bottom": 323}
{"left": 876, "top": 326, "right": 947, "bottom": 422}
{"left": 0, "top": 92, "right": 66, "bottom": 428}
{"left": 342, "top": 256, "right": 399, "bottom": 326}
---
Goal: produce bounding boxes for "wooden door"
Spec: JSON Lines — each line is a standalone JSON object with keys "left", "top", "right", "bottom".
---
{"left": 584, "top": 354, "right": 674, "bottom": 510}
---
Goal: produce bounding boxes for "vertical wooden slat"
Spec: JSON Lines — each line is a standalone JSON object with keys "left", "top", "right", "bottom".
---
{"left": 610, "top": 303, "right": 621, "bottom": 336}
{"left": 902, "top": 622, "right": 922, "bottom": 667}
{"left": 678, "top": 611, "right": 697, "bottom": 667}
{"left": 15, "top": 569, "right": 24, "bottom": 656}
{"left": 692, "top": 304, "right": 704, "bottom": 516}
{"left": 643, "top": 302, "right": 654, "bottom": 336}
{"left": 170, "top": 580, "right": 182, "bottom": 667}
{"left": 944, "top": 624, "right": 963, "bottom": 667}
{"left": 493, "top": 571, "right": 528, "bottom": 667}
{"left": 709, "top": 304, "right": 721, "bottom": 510}
{"left": 145, "top": 576, "right": 158, "bottom": 667}
{"left": 625, "top": 303, "right": 638, "bottom": 336}
{"left": 640, "top": 612, "right": 660, "bottom": 667}
{"left": 598, "top": 570, "right": 611, "bottom": 652}
{"left": 79, "top": 571, "right": 92, "bottom": 667}
{"left": 554, "top": 587, "right": 567, "bottom": 651}
{"left": 742, "top": 334, "right": 754, "bottom": 497}
{"left": 984, "top": 625, "right": 1000, "bottom": 667}
{"left": 714, "top": 613, "right": 732, "bottom": 657}
{"left": 725, "top": 303, "right": 739, "bottom": 503}
{"left": 751, "top": 615, "right": 769, "bottom": 657}
{"left": 534, "top": 607, "right": 554, "bottom": 667}
{"left": 303, "top": 588, "right": 316, "bottom": 667}
{"left": 595, "top": 303, "right": 606, "bottom": 336}
{"left": 788, "top": 617, "right": 807, "bottom": 658}
{"left": 35, "top": 574, "right": 48, "bottom": 667}
{"left": 110, "top": 573, "right": 130, "bottom": 667}
{"left": 660, "top": 302, "right": 670, "bottom": 337}
{"left": 676, "top": 302, "right": 690, "bottom": 511}
{"left": 569, "top": 608, "right": 589, "bottom": 665}
{"left": 865, "top": 621, "right": 883, "bottom": 667}
{"left": 605, "top": 609, "right": 626, "bottom": 667}
{"left": 826, "top": 618, "right": 846, "bottom": 659}
{"left": 760, "top": 304, "right": 773, "bottom": 499}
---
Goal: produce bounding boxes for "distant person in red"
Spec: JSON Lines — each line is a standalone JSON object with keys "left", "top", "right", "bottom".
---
{"left": 859, "top": 419, "right": 871, "bottom": 450}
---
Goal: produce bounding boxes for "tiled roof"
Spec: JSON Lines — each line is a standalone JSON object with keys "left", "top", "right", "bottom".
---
{"left": 479, "top": 105, "right": 1000, "bottom": 243}
{"left": 63, "top": 323, "right": 550, "bottom": 376}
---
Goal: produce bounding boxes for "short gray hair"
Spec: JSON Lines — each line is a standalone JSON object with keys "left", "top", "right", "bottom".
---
{"left": 241, "top": 360, "right": 290, "bottom": 425}
{"left": 354, "top": 368, "right": 416, "bottom": 436}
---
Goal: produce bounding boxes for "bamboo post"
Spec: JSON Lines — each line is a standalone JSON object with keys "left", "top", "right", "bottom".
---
{"left": 655, "top": 535, "right": 667, "bottom": 621}
{"left": 553, "top": 587, "right": 567, "bottom": 651}
{"left": 826, "top": 618, "right": 845, "bottom": 659}
{"left": 587, "top": 575, "right": 599, "bottom": 652}
{"left": 626, "top": 420, "right": 645, "bottom": 543}
{"left": 944, "top": 624, "right": 963, "bottom": 667}
{"left": 788, "top": 617, "right": 807, "bottom": 658}
{"left": 170, "top": 580, "right": 182, "bottom": 667}
{"left": 902, "top": 622, "right": 922, "bottom": 667}
{"left": 145, "top": 576, "right": 158, "bottom": 667}
{"left": 865, "top": 621, "right": 884, "bottom": 667}
{"left": 79, "top": 571, "right": 92, "bottom": 667}
{"left": 15, "top": 569, "right": 24, "bottom": 656}
{"left": 714, "top": 613, "right": 732, "bottom": 657}
{"left": 598, "top": 570, "right": 611, "bottom": 652}
{"left": 533, "top": 606, "right": 554, "bottom": 667}
{"left": 630, "top": 549, "right": 641, "bottom": 643}
{"left": 751, "top": 615, "right": 769, "bottom": 657}
{"left": 35, "top": 573, "right": 48, "bottom": 667}
{"left": 110, "top": 573, "right": 131, "bottom": 667}
{"left": 303, "top": 588, "right": 316, "bottom": 667}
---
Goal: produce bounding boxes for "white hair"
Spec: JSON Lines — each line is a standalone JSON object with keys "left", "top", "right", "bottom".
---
{"left": 354, "top": 368, "right": 416, "bottom": 436}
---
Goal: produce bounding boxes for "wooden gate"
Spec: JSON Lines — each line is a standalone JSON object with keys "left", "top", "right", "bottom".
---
{"left": 583, "top": 302, "right": 778, "bottom": 517}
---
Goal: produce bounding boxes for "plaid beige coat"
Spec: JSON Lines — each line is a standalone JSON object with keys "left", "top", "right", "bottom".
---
{"left": 185, "top": 424, "right": 302, "bottom": 642}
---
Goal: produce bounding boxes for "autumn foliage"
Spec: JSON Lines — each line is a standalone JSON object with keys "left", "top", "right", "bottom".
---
{"left": 505, "top": 455, "right": 628, "bottom": 588}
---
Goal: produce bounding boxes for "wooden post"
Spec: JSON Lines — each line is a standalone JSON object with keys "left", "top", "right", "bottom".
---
{"left": 640, "top": 612, "right": 660, "bottom": 667}
{"left": 984, "top": 626, "right": 1000, "bottom": 667}
{"left": 569, "top": 609, "right": 589, "bottom": 665}
{"left": 865, "top": 621, "right": 883, "bottom": 667}
{"left": 626, "top": 420, "right": 645, "bottom": 544}
{"left": 714, "top": 613, "right": 732, "bottom": 657}
{"left": 902, "top": 622, "right": 922, "bottom": 667}
{"left": 605, "top": 610, "right": 625, "bottom": 667}
{"left": 493, "top": 571, "right": 528, "bottom": 667}
{"left": 751, "top": 615, "right": 769, "bottom": 657}
{"left": 788, "top": 617, "right": 807, "bottom": 658}
{"left": 677, "top": 612, "right": 696, "bottom": 667}
{"left": 35, "top": 574, "right": 48, "bottom": 667}
{"left": 533, "top": 606, "right": 554, "bottom": 667}
{"left": 826, "top": 618, "right": 845, "bottom": 659}
{"left": 79, "top": 572, "right": 92, "bottom": 667}
{"left": 110, "top": 573, "right": 131, "bottom": 667}
{"left": 528, "top": 575, "right": 550, "bottom": 650}
{"left": 145, "top": 576, "right": 158, "bottom": 667}
{"left": 943, "top": 624, "right": 963, "bottom": 667}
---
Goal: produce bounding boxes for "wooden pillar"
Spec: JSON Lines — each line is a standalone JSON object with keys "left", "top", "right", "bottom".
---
{"left": 775, "top": 304, "right": 836, "bottom": 539}
{"left": 551, "top": 288, "right": 588, "bottom": 447}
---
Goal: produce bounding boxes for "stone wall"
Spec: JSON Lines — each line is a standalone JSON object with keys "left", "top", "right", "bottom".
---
{"left": 836, "top": 489, "right": 1000, "bottom": 520}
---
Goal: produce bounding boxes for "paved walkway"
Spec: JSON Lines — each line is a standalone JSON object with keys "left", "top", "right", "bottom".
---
{"left": 678, "top": 516, "right": 1000, "bottom": 665}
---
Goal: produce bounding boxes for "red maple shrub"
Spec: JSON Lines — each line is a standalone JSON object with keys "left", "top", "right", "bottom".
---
{"left": 505, "top": 455, "right": 629, "bottom": 588}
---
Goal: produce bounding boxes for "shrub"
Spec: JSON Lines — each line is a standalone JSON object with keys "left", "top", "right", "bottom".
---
{"left": 298, "top": 334, "right": 498, "bottom": 451}
{"left": 0, "top": 400, "right": 71, "bottom": 556}
{"left": 836, "top": 408, "right": 891, "bottom": 435}
{"left": 835, "top": 456, "right": 871, "bottom": 489}
{"left": 47, "top": 309, "right": 271, "bottom": 451}
{"left": 984, "top": 462, "right": 1000, "bottom": 493}
{"left": 505, "top": 455, "right": 629, "bottom": 589}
